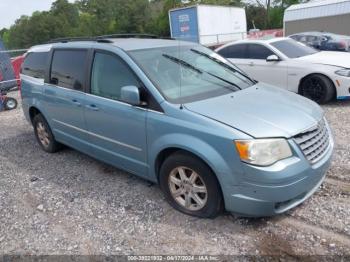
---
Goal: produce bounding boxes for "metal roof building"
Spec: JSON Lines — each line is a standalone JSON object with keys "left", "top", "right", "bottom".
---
{"left": 284, "top": 0, "right": 350, "bottom": 36}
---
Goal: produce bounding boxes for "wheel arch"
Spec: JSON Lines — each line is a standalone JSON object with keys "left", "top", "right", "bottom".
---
{"left": 150, "top": 135, "right": 235, "bottom": 188}
{"left": 154, "top": 146, "right": 226, "bottom": 208}
{"left": 29, "top": 106, "right": 43, "bottom": 125}
{"left": 154, "top": 147, "right": 223, "bottom": 183}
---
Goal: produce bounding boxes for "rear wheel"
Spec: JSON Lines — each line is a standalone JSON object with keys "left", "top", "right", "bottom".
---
{"left": 159, "top": 152, "right": 223, "bottom": 218}
{"left": 33, "top": 114, "right": 61, "bottom": 153}
{"left": 299, "top": 74, "right": 335, "bottom": 104}
{"left": 4, "top": 97, "right": 17, "bottom": 110}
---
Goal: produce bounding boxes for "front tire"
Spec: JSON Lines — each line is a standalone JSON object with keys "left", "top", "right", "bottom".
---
{"left": 4, "top": 97, "right": 18, "bottom": 110}
{"left": 33, "top": 114, "right": 61, "bottom": 153}
{"left": 299, "top": 74, "right": 335, "bottom": 104}
{"left": 159, "top": 152, "right": 223, "bottom": 218}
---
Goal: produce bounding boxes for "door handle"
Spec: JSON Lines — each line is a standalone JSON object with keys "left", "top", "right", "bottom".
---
{"left": 86, "top": 104, "right": 99, "bottom": 111}
{"left": 72, "top": 99, "right": 82, "bottom": 107}
{"left": 249, "top": 62, "right": 254, "bottom": 67}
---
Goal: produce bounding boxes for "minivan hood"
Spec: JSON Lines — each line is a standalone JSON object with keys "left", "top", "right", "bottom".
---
{"left": 185, "top": 84, "right": 323, "bottom": 138}
{"left": 295, "top": 51, "right": 350, "bottom": 68}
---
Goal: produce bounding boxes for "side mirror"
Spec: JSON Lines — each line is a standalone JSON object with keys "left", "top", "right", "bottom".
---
{"left": 266, "top": 55, "right": 280, "bottom": 62}
{"left": 120, "top": 86, "right": 141, "bottom": 106}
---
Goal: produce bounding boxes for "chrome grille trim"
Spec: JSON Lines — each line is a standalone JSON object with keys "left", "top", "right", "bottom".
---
{"left": 294, "top": 119, "right": 331, "bottom": 164}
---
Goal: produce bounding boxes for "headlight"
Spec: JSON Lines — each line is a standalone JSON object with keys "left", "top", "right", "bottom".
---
{"left": 335, "top": 69, "right": 350, "bottom": 77}
{"left": 235, "top": 139, "right": 292, "bottom": 166}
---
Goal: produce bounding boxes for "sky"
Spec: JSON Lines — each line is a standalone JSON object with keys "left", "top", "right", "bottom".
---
{"left": 0, "top": 0, "right": 73, "bottom": 29}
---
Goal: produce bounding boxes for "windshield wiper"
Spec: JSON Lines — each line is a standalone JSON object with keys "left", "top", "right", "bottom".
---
{"left": 204, "top": 71, "right": 241, "bottom": 90}
{"left": 162, "top": 54, "right": 202, "bottom": 74}
{"left": 162, "top": 53, "right": 241, "bottom": 91}
{"left": 190, "top": 49, "right": 256, "bottom": 84}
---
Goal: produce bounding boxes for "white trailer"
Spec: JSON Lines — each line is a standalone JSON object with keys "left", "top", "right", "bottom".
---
{"left": 169, "top": 5, "right": 247, "bottom": 46}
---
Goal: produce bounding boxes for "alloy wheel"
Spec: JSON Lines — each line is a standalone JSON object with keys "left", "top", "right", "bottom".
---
{"left": 168, "top": 166, "right": 208, "bottom": 211}
{"left": 303, "top": 77, "right": 325, "bottom": 102}
{"left": 36, "top": 122, "right": 50, "bottom": 148}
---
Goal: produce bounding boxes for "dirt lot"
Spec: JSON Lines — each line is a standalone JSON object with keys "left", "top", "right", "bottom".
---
{"left": 0, "top": 92, "right": 350, "bottom": 257}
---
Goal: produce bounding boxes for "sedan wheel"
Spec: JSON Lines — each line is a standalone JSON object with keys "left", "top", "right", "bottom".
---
{"left": 300, "top": 74, "right": 335, "bottom": 104}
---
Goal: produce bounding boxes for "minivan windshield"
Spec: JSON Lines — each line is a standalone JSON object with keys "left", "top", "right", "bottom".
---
{"left": 129, "top": 44, "right": 254, "bottom": 103}
{"left": 271, "top": 39, "right": 319, "bottom": 59}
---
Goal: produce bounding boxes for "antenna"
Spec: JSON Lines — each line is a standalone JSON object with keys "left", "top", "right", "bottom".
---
{"left": 178, "top": 38, "right": 183, "bottom": 110}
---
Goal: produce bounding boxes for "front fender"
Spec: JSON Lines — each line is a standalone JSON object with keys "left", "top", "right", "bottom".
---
{"left": 148, "top": 133, "right": 237, "bottom": 187}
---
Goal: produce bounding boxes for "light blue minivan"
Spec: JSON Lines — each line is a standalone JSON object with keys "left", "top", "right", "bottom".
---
{"left": 20, "top": 36, "right": 334, "bottom": 218}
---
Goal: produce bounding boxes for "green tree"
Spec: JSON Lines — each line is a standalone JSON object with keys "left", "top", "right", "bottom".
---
{"left": 146, "top": 0, "right": 182, "bottom": 36}
{"left": 4, "top": 0, "right": 308, "bottom": 49}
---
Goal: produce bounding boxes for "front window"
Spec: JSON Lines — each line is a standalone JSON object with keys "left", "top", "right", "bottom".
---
{"left": 271, "top": 39, "right": 319, "bottom": 59}
{"left": 91, "top": 52, "right": 140, "bottom": 101}
{"left": 129, "top": 45, "right": 254, "bottom": 103}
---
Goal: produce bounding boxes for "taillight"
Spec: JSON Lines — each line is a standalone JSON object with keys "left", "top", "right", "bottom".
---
{"left": 339, "top": 41, "right": 346, "bottom": 49}
{"left": 18, "top": 79, "right": 22, "bottom": 99}
{"left": 18, "top": 54, "right": 25, "bottom": 99}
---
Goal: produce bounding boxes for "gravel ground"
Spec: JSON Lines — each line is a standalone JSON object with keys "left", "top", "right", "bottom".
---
{"left": 0, "top": 92, "right": 349, "bottom": 257}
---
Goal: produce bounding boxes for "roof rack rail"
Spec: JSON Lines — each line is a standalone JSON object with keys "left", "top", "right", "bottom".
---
{"left": 47, "top": 33, "right": 167, "bottom": 44}
{"left": 96, "top": 33, "right": 159, "bottom": 39}
{"left": 47, "top": 37, "right": 95, "bottom": 43}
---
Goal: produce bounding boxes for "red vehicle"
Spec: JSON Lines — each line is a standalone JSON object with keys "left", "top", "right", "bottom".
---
{"left": 12, "top": 55, "right": 24, "bottom": 87}
{"left": 248, "top": 29, "right": 284, "bottom": 40}
{"left": 0, "top": 55, "right": 24, "bottom": 111}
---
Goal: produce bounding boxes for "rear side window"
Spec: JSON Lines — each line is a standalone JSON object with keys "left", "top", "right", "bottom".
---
{"left": 50, "top": 50, "right": 87, "bottom": 91}
{"left": 247, "top": 44, "right": 274, "bottom": 59}
{"left": 91, "top": 52, "right": 139, "bottom": 101}
{"left": 307, "top": 36, "right": 318, "bottom": 42}
{"left": 217, "top": 44, "right": 247, "bottom": 59}
{"left": 299, "top": 35, "right": 307, "bottom": 42}
{"left": 21, "top": 52, "right": 48, "bottom": 79}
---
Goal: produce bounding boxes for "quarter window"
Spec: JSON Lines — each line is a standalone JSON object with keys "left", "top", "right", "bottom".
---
{"left": 247, "top": 44, "right": 274, "bottom": 59}
{"left": 50, "top": 50, "right": 87, "bottom": 90}
{"left": 91, "top": 52, "right": 139, "bottom": 101}
{"left": 22, "top": 52, "right": 48, "bottom": 79}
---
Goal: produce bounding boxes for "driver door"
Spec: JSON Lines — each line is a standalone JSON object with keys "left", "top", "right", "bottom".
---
{"left": 84, "top": 50, "right": 148, "bottom": 176}
{"left": 244, "top": 43, "right": 288, "bottom": 89}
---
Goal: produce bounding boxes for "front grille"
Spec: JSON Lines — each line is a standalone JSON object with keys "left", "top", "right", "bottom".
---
{"left": 294, "top": 119, "right": 330, "bottom": 164}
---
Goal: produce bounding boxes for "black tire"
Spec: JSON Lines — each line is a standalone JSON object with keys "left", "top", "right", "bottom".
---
{"left": 299, "top": 74, "right": 335, "bottom": 104}
{"left": 4, "top": 97, "right": 18, "bottom": 110}
{"left": 159, "top": 151, "right": 223, "bottom": 218}
{"left": 33, "top": 114, "right": 61, "bottom": 153}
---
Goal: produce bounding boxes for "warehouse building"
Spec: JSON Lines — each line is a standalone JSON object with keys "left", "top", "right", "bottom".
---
{"left": 284, "top": 0, "right": 350, "bottom": 36}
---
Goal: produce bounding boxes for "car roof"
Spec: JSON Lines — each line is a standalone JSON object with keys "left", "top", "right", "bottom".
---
{"left": 289, "top": 32, "right": 350, "bottom": 39}
{"left": 290, "top": 32, "right": 325, "bottom": 36}
{"left": 28, "top": 38, "right": 195, "bottom": 53}
{"left": 226, "top": 37, "right": 289, "bottom": 45}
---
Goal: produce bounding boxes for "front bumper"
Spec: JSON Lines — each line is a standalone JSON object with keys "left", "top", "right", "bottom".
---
{"left": 223, "top": 135, "right": 334, "bottom": 217}
{"left": 334, "top": 74, "right": 350, "bottom": 99}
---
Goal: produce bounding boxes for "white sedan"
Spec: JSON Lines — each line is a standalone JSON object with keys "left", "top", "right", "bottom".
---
{"left": 216, "top": 37, "right": 350, "bottom": 103}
